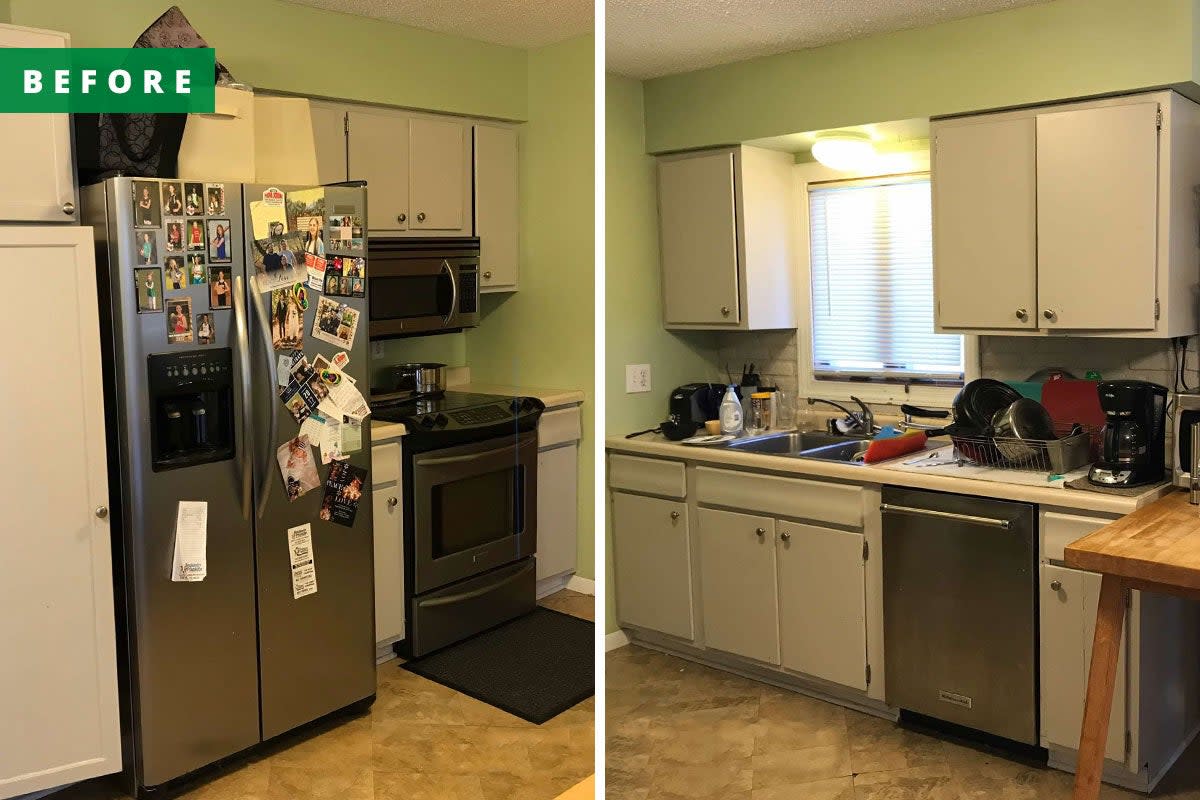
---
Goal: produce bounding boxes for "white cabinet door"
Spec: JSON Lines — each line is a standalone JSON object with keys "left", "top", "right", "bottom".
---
{"left": 932, "top": 116, "right": 1037, "bottom": 330}
{"left": 1036, "top": 102, "right": 1159, "bottom": 330}
{"left": 474, "top": 124, "right": 520, "bottom": 290}
{"left": 347, "top": 108, "right": 410, "bottom": 233}
{"left": 1040, "top": 564, "right": 1126, "bottom": 763}
{"left": 658, "top": 152, "right": 741, "bottom": 325}
{"left": 536, "top": 444, "right": 578, "bottom": 580}
{"left": 310, "top": 102, "right": 348, "bottom": 185}
{"left": 696, "top": 508, "right": 779, "bottom": 665}
{"left": 0, "top": 227, "right": 120, "bottom": 795}
{"left": 777, "top": 523, "right": 867, "bottom": 690}
{"left": 611, "top": 492, "right": 694, "bottom": 640}
{"left": 370, "top": 441, "right": 404, "bottom": 646}
{"left": 409, "top": 117, "right": 470, "bottom": 233}
{"left": 0, "top": 26, "right": 75, "bottom": 223}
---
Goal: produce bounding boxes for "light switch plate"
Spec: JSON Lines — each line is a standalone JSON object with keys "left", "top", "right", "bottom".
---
{"left": 370, "top": 341, "right": 385, "bottom": 360}
{"left": 626, "top": 364, "right": 651, "bottom": 393}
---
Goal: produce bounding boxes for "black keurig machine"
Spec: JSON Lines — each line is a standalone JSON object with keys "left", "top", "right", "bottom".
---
{"left": 1087, "top": 380, "right": 1167, "bottom": 488}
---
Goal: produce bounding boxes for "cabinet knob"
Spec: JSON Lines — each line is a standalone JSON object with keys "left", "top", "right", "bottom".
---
{"left": 95, "top": 505, "right": 108, "bottom": 519}
{"left": 62, "top": 201, "right": 75, "bottom": 216}
{"left": 670, "top": 510, "right": 680, "bottom": 521}
{"left": 396, "top": 213, "right": 407, "bottom": 223}
{"left": 483, "top": 271, "right": 493, "bottom": 280}
{"left": 1050, "top": 580, "right": 1062, "bottom": 591}
{"left": 755, "top": 527, "right": 766, "bottom": 537}
{"left": 416, "top": 212, "right": 426, "bottom": 222}
{"left": 1043, "top": 309, "right": 1057, "bottom": 322}
{"left": 387, "top": 496, "right": 398, "bottom": 509}
{"left": 1015, "top": 308, "right": 1028, "bottom": 322}
{"left": 779, "top": 531, "right": 791, "bottom": 542}
{"left": 721, "top": 306, "right": 731, "bottom": 317}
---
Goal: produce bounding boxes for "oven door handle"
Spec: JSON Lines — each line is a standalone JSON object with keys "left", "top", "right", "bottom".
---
{"left": 415, "top": 442, "right": 521, "bottom": 467}
{"left": 442, "top": 259, "right": 458, "bottom": 324}
{"left": 419, "top": 566, "right": 529, "bottom": 607}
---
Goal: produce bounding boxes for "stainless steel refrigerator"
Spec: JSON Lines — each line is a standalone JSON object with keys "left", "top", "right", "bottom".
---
{"left": 82, "top": 178, "right": 375, "bottom": 795}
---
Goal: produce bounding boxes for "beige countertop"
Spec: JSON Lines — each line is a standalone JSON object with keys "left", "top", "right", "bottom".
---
{"left": 606, "top": 432, "right": 1172, "bottom": 516}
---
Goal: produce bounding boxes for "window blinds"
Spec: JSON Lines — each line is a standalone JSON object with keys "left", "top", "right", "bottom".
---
{"left": 808, "top": 176, "right": 963, "bottom": 383}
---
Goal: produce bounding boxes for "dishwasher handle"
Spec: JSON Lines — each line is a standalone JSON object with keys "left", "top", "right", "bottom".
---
{"left": 880, "top": 502, "right": 1011, "bottom": 531}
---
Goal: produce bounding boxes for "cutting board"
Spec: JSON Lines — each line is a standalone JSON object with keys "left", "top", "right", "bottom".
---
{"left": 1042, "top": 379, "right": 1105, "bottom": 430}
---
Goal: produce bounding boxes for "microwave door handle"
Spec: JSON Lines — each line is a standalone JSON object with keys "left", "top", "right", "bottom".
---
{"left": 442, "top": 259, "right": 458, "bottom": 324}
{"left": 232, "top": 275, "right": 252, "bottom": 520}
{"left": 416, "top": 442, "right": 521, "bottom": 467}
{"left": 250, "top": 279, "right": 279, "bottom": 518}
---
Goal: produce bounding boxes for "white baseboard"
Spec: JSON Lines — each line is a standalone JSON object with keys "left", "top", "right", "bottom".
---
{"left": 536, "top": 573, "right": 572, "bottom": 599}
{"left": 566, "top": 575, "right": 595, "bottom": 595}
{"left": 606, "top": 629, "right": 630, "bottom": 651}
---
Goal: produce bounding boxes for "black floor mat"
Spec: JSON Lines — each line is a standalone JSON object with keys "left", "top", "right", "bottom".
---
{"left": 401, "top": 607, "right": 594, "bottom": 724}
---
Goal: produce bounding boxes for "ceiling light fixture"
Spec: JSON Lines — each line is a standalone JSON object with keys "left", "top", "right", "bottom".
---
{"left": 811, "top": 131, "right": 876, "bottom": 171}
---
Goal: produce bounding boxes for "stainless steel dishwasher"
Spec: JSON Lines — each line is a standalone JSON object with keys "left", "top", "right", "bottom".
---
{"left": 882, "top": 486, "right": 1038, "bottom": 745}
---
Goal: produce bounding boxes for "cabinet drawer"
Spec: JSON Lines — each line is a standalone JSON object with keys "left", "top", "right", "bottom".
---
{"left": 609, "top": 454, "right": 686, "bottom": 499}
{"left": 1042, "top": 509, "right": 1115, "bottom": 562}
{"left": 371, "top": 442, "right": 401, "bottom": 486}
{"left": 695, "top": 466, "right": 863, "bottom": 528}
{"left": 539, "top": 407, "right": 581, "bottom": 448}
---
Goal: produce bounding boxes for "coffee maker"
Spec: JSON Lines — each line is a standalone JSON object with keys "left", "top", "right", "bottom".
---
{"left": 1087, "top": 380, "right": 1167, "bottom": 487}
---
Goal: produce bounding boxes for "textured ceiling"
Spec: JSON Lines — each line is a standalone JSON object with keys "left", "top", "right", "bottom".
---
{"left": 607, "top": 0, "right": 1050, "bottom": 79}
{"left": 279, "top": 0, "right": 593, "bottom": 49}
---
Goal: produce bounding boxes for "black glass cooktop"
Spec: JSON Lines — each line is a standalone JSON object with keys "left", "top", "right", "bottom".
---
{"left": 371, "top": 391, "right": 545, "bottom": 436}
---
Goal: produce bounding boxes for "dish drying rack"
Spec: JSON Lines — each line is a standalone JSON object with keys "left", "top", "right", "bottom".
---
{"left": 940, "top": 422, "right": 1101, "bottom": 474}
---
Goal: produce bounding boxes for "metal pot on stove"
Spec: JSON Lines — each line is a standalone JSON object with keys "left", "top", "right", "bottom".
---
{"left": 387, "top": 362, "right": 447, "bottom": 396}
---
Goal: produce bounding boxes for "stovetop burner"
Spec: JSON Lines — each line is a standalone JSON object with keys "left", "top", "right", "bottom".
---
{"left": 371, "top": 390, "right": 545, "bottom": 442}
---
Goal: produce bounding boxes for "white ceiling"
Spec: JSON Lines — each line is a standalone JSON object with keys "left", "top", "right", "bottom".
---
{"left": 607, "top": 0, "right": 1050, "bottom": 79}
{"left": 280, "top": 0, "right": 593, "bottom": 49}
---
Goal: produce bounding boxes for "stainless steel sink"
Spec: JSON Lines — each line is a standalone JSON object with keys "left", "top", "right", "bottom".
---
{"left": 724, "top": 430, "right": 869, "bottom": 463}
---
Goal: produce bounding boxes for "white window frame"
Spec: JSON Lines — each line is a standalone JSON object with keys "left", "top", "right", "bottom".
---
{"left": 794, "top": 153, "right": 979, "bottom": 408}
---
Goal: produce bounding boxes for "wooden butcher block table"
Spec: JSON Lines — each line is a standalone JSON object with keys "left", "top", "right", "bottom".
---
{"left": 1065, "top": 490, "right": 1200, "bottom": 799}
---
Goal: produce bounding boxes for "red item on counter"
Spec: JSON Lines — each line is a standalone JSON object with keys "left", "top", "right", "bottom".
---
{"left": 863, "top": 432, "right": 928, "bottom": 463}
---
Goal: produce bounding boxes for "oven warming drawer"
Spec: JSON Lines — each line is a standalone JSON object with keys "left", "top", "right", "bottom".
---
{"left": 407, "top": 558, "right": 536, "bottom": 657}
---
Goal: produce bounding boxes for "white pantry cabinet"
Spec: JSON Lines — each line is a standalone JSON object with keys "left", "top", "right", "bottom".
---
{"left": 932, "top": 90, "right": 1200, "bottom": 337}
{"left": 0, "top": 227, "right": 120, "bottom": 796}
{"left": 657, "top": 145, "right": 796, "bottom": 330}
{"left": 0, "top": 25, "right": 76, "bottom": 223}
{"left": 473, "top": 124, "right": 520, "bottom": 291}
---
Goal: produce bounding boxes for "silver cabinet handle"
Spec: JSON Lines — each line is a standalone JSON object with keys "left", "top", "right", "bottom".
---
{"left": 95, "top": 506, "right": 108, "bottom": 519}
{"left": 1015, "top": 308, "right": 1028, "bottom": 322}
{"left": 755, "top": 527, "right": 766, "bottom": 537}
{"left": 721, "top": 306, "right": 731, "bottom": 317}
{"left": 416, "top": 212, "right": 426, "bottom": 222}
{"left": 62, "top": 201, "right": 75, "bottom": 216}
{"left": 779, "top": 531, "right": 791, "bottom": 541}
{"left": 484, "top": 271, "right": 493, "bottom": 279}
{"left": 1050, "top": 580, "right": 1062, "bottom": 591}
{"left": 1043, "top": 309, "right": 1057, "bottom": 322}
{"left": 670, "top": 511, "right": 680, "bottom": 520}
{"left": 880, "top": 503, "right": 1011, "bottom": 530}
{"left": 387, "top": 496, "right": 398, "bottom": 509}
{"left": 397, "top": 213, "right": 406, "bottom": 223}
{"left": 232, "top": 275, "right": 252, "bottom": 521}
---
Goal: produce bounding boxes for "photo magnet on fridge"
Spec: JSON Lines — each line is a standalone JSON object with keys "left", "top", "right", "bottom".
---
{"left": 319, "top": 461, "right": 366, "bottom": 527}
{"left": 184, "top": 182, "right": 204, "bottom": 216}
{"left": 135, "top": 231, "right": 158, "bottom": 266}
{"left": 161, "top": 182, "right": 184, "bottom": 217}
{"left": 312, "top": 297, "right": 360, "bottom": 349}
{"left": 135, "top": 268, "right": 162, "bottom": 314}
{"left": 166, "top": 297, "right": 193, "bottom": 344}
{"left": 196, "top": 313, "right": 214, "bottom": 345}
{"left": 132, "top": 180, "right": 161, "bottom": 228}
{"left": 286, "top": 188, "right": 326, "bottom": 256}
{"left": 206, "top": 183, "right": 226, "bottom": 216}
{"left": 165, "top": 256, "right": 186, "bottom": 290}
{"left": 270, "top": 285, "right": 306, "bottom": 351}
{"left": 207, "top": 219, "right": 232, "bottom": 264}
{"left": 187, "top": 219, "right": 205, "bottom": 250}
{"left": 209, "top": 268, "right": 232, "bottom": 309}
{"left": 188, "top": 254, "right": 207, "bottom": 285}
{"left": 277, "top": 435, "right": 320, "bottom": 502}
{"left": 165, "top": 220, "right": 184, "bottom": 252}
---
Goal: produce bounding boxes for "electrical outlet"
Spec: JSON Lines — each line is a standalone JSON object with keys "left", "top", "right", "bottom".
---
{"left": 626, "top": 364, "right": 651, "bottom": 393}
{"left": 370, "top": 341, "right": 385, "bottom": 360}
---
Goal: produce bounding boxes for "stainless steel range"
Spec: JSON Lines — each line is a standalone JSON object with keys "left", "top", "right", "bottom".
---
{"left": 373, "top": 391, "right": 545, "bottom": 657}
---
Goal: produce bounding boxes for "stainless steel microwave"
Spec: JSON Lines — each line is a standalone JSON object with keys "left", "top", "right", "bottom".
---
{"left": 367, "top": 237, "right": 480, "bottom": 337}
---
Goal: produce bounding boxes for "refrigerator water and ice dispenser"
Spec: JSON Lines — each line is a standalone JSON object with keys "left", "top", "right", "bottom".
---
{"left": 148, "top": 349, "right": 235, "bottom": 471}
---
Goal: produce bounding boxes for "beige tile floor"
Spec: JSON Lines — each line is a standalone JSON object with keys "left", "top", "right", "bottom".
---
{"left": 55, "top": 589, "right": 594, "bottom": 800}
{"left": 607, "top": 643, "right": 1200, "bottom": 799}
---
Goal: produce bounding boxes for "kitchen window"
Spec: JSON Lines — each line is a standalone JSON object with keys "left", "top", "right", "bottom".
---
{"left": 802, "top": 169, "right": 975, "bottom": 405}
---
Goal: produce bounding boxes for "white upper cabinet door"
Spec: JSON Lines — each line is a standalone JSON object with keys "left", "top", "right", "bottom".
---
{"left": 1036, "top": 102, "right": 1160, "bottom": 330}
{"left": 777, "top": 523, "right": 867, "bottom": 690}
{"left": 0, "top": 227, "right": 120, "bottom": 796}
{"left": 697, "top": 508, "right": 780, "bottom": 665}
{"left": 409, "top": 117, "right": 470, "bottom": 232}
{"left": 474, "top": 124, "right": 520, "bottom": 290}
{"left": 932, "top": 116, "right": 1037, "bottom": 330}
{"left": 0, "top": 25, "right": 75, "bottom": 223}
{"left": 658, "top": 152, "right": 741, "bottom": 325}
{"left": 310, "top": 103, "right": 348, "bottom": 185}
{"left": 347, "top": 108, "right": 410, "bottom": 232}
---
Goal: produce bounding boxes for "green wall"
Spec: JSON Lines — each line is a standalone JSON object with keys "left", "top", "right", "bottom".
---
{"left": 9, "top": 0, "right": 528, "bottom": 120}
{"left": 466, "top": 36, "right": 596, "bottom": 580}
{"left": 643, "top": 0, "right": 1200, "bottom": 152}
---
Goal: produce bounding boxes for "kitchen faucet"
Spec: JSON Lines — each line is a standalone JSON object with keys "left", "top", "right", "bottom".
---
{"left": 807, "top": 396, "right": 877, "bottom": 436}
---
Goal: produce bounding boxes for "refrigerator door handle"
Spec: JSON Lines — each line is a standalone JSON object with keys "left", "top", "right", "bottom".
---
{"left": 233, "top": 275, "right": 252, "bottom": 520}
{"left": 251, "top": 280, "right": 279, "bottom": 519}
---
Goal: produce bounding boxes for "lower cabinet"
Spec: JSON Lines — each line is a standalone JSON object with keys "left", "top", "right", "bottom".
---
{"left": 697, "top": 508, "right": 780, "bottom": 665}
{"left": 611, "top": 491, "right": 694, "bottom": 640}
{"left": 1040, "top": 562, "right": 1127, "bottom": 763}
{"left": 371, "top": 442, "right": 405, "bottom": 651}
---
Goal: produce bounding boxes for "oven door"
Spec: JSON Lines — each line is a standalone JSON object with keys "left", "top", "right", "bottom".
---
{"left": 411, "top": 430, "right": 537, "bottom": 594}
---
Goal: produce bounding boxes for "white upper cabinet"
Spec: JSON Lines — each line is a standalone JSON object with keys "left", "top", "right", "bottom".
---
{"left": 0, "top": 25, "right": 75, "bottom": 223}
{"left": 474, "top": 124, "right": 520, "bottom": 291}
{"left": 657, "top": 145, "right": 797, "bottom": 330}
{"left": 409, "top": 117, "right": 470, "bottom": 233}
{"left": 933, "top": 90, "right": 1200, "bottom": 338}
{"left": 347, "top": 107, "right": 411, "bottom": 233}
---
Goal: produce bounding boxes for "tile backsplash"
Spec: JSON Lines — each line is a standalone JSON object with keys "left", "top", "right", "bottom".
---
{"left": 979, "top": 335, "right": 1190, "bottom": 388}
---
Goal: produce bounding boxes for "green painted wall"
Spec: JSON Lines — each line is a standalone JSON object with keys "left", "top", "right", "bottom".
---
{"left": 604, "top": 73, "right": 718, "bottom": 632}
{"left": 369, "top": 334, "right": 467, "bottom": 390}
{"left": 643, "top": 0, "right": 1199, "bottom": 152}
{"left": 9, "top": 0, "right": 528, "bottom": 120}
{"left": 465, "top": 36, "right": 596, "bottom": 580}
